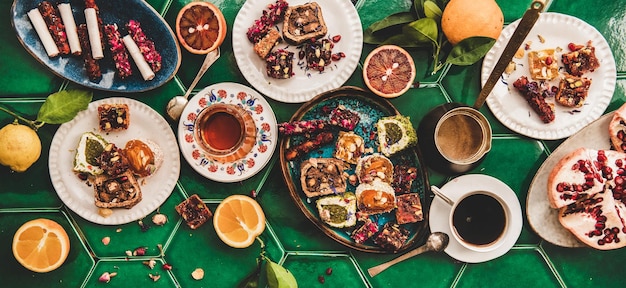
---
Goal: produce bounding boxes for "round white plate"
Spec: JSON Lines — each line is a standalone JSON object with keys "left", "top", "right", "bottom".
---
{"left": 429, "top": 174, "right": 523, "bottom": 263}
{"left": 482, "top": 12, "right": 616, "bottom": 140}
{"left": 232, "top": 0, "right": 362, "bottom": 103}
{"left": 49, "top": 98, "right": 180, "bottom": 225}
{"left": 527, "top": 113, "right": 614, "bottom": 248}
{"left": 177, "top": 82, "right": 277, "bottom": 182}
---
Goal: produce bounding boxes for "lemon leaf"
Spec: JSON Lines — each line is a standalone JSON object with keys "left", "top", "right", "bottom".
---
{"left": 404, "top": 18, "right": 438, "bottom": 45}
{"left": 266, "top": 260, "right": 297, "bottom": 288}
{"left": 445, "top": 36, "right": 495, "bottom": 66}
{"left": 423, "top": 0, "right": 442, "bottom": 20}
{"left": 37, "top": 90, "right": 92, "bottom": 124}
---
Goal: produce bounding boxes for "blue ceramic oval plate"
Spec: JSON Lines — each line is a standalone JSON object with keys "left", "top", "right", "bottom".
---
{"left": 11, "top": 0, "right": 181, "bottom": 92}
{"left": 279, "top": 86, "right": 431, "bottom": 253}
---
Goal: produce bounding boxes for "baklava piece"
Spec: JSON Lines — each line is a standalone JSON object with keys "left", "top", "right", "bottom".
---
{"left": 374, "top": 222, "right": 410, "bottom": 252}
{"left": 282, "top": 2, "right": 327, "bottom": 45}
{"left": 300, "top": 158, "right": 348, "bottom": 198}
{"left": 305, "top": 38, "right": 332, "bottom": 72}
{"left": 253, "top": 28, "right": 281, "bottom": 58}
{"left": 98, "top": 104, "right": 129, "bottom": 132}
{"left": 175, "top": 194, "right": 213, "bottom": 229}
{"left": 562, "top": 41, "right": 600, "bottom": 76}
{"left": 350, "top": 218, "right": 379, "bottom": 244}
{"left": 395, "top": 193, "right": 423, "bottom": 224}
{"left": 555, "top": 74, "right": 592, "bottom": 108}
{"left": 93, "top": 170, "right": 142, "bottom": 209}
{"left": 266, "top": 49, "right": 294, "bottom": 79}
{"left": 527, "top": 49, "right": 559, "bottom": 80}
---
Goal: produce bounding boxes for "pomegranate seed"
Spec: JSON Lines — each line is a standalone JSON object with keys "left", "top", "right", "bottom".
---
{"left": 318, "top": 275, "right": 325, "bottom": 283}
{"left": 325, "top": 267, "right": 333, "bottom": 275}
{"left": 331, "top": 54, "right": 341, "bottom": 61}
{"left": 162, "top": 263, "right": 173, "bottom": 271}
{"left": 331, "top": 35, "right": 341, "bottom": 42}
{"left": 545, "top": 57, "right": 553, "bottom": 65}
{"left": 568, "top": 43, "right": 577, "bottom": 51}
{"left": 339, "top": 52, "right": 346, "bottom": 58}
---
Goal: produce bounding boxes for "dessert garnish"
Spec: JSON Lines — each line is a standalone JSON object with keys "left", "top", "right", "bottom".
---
{"left": 93, "top": 170, "right": 142, "bottom": 209}
{"left": 300, "top": 158, "right": 348, "bottom": 198}
{"left": 376, "top": 115, "right": 417, "bottom": 156}
{"left": 175, "top": 194, "right": 213, "bottom": 229}
{"left": 246, "top": 0, "right": 289, "bottom": 44}
{"left": 73, "top": 131, "right": 108, "bottom": 175}
{"left": 316, "top": 192, "right": 357, "bottom": 228}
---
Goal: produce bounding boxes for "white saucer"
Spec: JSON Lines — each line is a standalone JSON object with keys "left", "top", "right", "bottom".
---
{"left": 177, "top": 82, "right": 278, "bottom": 183}
{"left": 429, "top": 174, "right": 522, "bottom": 263}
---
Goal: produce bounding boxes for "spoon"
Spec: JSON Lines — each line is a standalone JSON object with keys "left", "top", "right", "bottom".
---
{"left": 166, "top": 48, "right": 221, "bottom": 122}
{"left": 367, "top": 232, "right": 450, "bottom": 277}
{"left": 430, "top": 185, "right": 455, "bottom": 206}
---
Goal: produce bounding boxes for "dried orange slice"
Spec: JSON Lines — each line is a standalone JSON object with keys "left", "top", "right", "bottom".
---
{"left": 12, "top": 218, "right": 70, "bottom": 273}
{"left": 176, "top": 1, "right": 227, "bottom": 54}
{"left": 363, "top": 45, "right": 416, "bottom": 98}
{"left": 213, "top": 195, "right": 265, "bottom": 248}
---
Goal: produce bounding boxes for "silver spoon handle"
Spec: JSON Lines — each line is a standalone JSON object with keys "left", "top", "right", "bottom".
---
{"left": 367, "top": 245, "right": 428, "bottom": 277}
{"left": 430, "top": 185, "right": 455, "bottom": 206}
{"left": 183, "top": 48, "right": 221, "bottom": 99}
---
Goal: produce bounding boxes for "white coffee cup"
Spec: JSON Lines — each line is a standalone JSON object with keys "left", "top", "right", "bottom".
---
{"left": 431, "top": 186, "right": 510, "bottom": 252}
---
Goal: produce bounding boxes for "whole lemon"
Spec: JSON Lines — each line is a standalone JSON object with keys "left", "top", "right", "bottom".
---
{"left": 441, "top": 0, "right": 504, "bottom": 45}
{"left": 0, "top": 122, "right": 42, "bottom": 172}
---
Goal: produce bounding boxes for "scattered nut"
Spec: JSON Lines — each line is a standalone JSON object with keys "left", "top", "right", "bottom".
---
{"left": 143, "top": 258, "right": 157, "bottom": 269}
{"left": 149, "top": 273, "right": 161, "bottom": 282}
{"left": 102, "top": 236, "right": 111, "bottom": 246}
{"left": 191, "top": 268, "right": 204, "bottom": 280}
{"left": 98, "top": 272, "right": 117, "bottom": 283}
{"left": 152, "top": 213, "right": 168, "bottom": 226}
{"left": 116, "top": 228, "right": 122, "bottom": 233}
{"left": 125, "top": 250, "right": 133, "bottom": 257}
{"left": 98, "top": 208, "right": 113, "bottom": 218}
{"left": 157, "top": 243, "right": 165, "bottom": 257}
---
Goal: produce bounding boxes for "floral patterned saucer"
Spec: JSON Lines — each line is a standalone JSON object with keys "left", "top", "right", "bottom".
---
{"left": 177, "top": 82, "right": 277, "bottom": 182}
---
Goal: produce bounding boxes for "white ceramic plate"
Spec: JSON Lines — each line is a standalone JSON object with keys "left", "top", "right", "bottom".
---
{"left": 49, "top": 98, "right": 180, "bottom": 225}
{"left": 232, "top": 0, "right": 362, "bottom": 103}
{"left": 429, "top": 174, "right": 523, "bottom": 263}
{"left": 482, "top": 12, "right": 616, "bottom": 140}
{"left": 527, "top": 113, "right": 614, "bottom": 248}
{"left": 177, "top": 82, "right": 278, "bottom": 182}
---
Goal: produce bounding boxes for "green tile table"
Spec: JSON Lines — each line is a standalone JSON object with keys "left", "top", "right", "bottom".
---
{"left": 1, "top": 0, "right": 626, "bottom": 287}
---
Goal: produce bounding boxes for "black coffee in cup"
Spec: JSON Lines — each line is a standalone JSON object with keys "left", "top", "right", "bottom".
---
{"left": 452, "top": 193, "right": 506, "bottom": 246}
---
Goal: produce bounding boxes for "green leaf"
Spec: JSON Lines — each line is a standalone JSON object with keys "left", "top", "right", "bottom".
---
{"left": 404, "top": 18, "right": 438, "bottom": 45}
{"left": 382, "top": 34, "right": 431, "bottom": 48}
{"left": 266, "top": 260, "right": 297, "bottom": 288}
{"left": 367, "top": 12, "right": 416, "bottom": 34}
{"left": 36, "top": 90, "right": 92, "bottom": 124}
{"left": 445, "top": 36, "right": 496, "bottom": 66}
{"left": 423, "top": 0, "right": 442, "bottom": 20}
